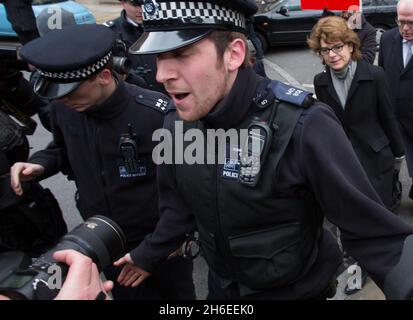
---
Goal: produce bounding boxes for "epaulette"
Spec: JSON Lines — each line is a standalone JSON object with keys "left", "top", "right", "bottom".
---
{"left": 135, "top": 91, "right": 170, "bottom": 114}
{"left": 168, "top": 102, "right": 176, "bottom": 112}
{"left": 102, "top": 20, "right": 115, "bottom": 28}
{"left": 266, "top": 80, "right": 314, "bottom": 108}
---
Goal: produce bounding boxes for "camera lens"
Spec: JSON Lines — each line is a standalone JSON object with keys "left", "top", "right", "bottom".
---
{"left": 0, "top": 215, "right": 127, "bottom": 300}
{"left": 55, "top": 215, "right": 126, "bottom": 271}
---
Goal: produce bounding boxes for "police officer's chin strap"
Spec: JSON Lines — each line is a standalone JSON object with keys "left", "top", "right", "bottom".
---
{"left": 384, "top": 234, "right": 413, "bottom": 300}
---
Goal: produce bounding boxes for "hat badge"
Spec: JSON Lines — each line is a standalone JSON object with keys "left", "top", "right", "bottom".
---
{"left": 143, "top": 0, "right": 159, "bottom": 16}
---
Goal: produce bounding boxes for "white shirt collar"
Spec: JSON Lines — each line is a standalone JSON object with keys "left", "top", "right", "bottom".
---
{"left": 126, "top": 17, "right": 139, "bottom": 27}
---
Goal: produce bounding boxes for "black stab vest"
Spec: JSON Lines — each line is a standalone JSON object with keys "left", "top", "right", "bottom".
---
{"left": 174, "top": 83, "right": 322, "bottom": 291}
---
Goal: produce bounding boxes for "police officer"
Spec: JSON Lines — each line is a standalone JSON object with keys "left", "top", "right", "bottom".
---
{"left": 113, "top": 0, "right": 413, "bottom": 300}
{"left": 10, "top": 24, "right": 195, "bottom": 300}
{"left": 104, "top": 0, "right": 166, "bottom": 94}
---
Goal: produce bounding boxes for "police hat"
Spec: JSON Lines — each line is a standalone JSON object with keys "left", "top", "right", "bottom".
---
{"left": 129, "top": 0, "right": 258, "bottom": 55}
{"left": 20, "top": 24, "right": 115, "bottom": 100}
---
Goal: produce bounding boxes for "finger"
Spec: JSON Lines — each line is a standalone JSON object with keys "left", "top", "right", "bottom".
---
{"left": 113, "top": 257, "right": 126, "bottom": 267}
{"left": 103, "top": 280, "right": 114, "bottom": 293}
{"left": 21, "top": 164, "right": 43, "bottom": 181}
{"left": 53, "top": 249, "right": 84, "bottom": 264}
{"left": 10, "top": 164, "right": 23, "bottom": 195}
{"left": 21, "top": 166, "right": 34, "bottom": 176}
{"left": 89, "top": 261, "right": 102, "bottom": 286}
{"left": 124, "top": 253, "right": 134, "bottom": 264}
{"left": 119, "top": 267, "right": 138, "bottom": 285}
{"left": 124, "top": 272, "right": 140, "bottom": 287}
{"left": 117, "top": 265, "right": 129, "bottom": 283}
{"left": 53, "top": 250, "right": 93, "bottom": 286}
{"left": 13, "top": 183, "right": 22, "bottom": 196}
{"left": 87, "top": 263, "right": 109, "bottom": 299}
{"left": 115, "top": 253, "right": 133, "bottom": 265}
{"left": 117, "top": 265, "right": 135, "bottom": 284}
{"left": 131, "top": 275, "right": 147, "bottom": 288}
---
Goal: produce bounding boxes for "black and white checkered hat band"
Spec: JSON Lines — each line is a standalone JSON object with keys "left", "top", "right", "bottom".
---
{"left": 143, "top": 1, "right": 246, "bottom": 29}
{"left": 39, "top": 52, "right": 112, "bottom": 82}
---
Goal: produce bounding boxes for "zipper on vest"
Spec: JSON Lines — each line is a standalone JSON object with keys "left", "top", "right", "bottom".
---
{"left": 95, "top": 124, "right": 113, "bottom": 217}
{"left": 214, "top": 140, "right": 236, "bottom": 277}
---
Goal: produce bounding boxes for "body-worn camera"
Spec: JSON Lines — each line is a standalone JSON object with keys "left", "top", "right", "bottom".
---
{"left": 112, "top": 38, "right": 133, "bottom": 75}
{"left": 0, "top": 215, "right": 126, "bottom": 300}
{"left": 113, "top": 56, "right": 132, "bottom": 75}
{"left": 119, "top": 124, "right": 140, "bottom": 174}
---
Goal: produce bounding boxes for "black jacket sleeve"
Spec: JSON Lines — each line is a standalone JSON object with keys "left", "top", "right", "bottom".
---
{"left": 28, "top": 104, "right": 70, "bottom": 179}
{"left": 298, "top": 104, "right": 413, "bottom": 289}
{"left": 129, "top": 114, "right": 196, "bottom": 271}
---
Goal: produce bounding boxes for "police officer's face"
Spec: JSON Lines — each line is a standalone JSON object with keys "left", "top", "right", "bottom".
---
{"left": 320, "top": 39, "right": 353, "bottom": 71}
{"left": 55, "top": 71, "right": 114, "bottom": 111}
{"left": 155, "top": 37, "right": 242, "bottom": 121}
{"left": 122, "top": 1, "right": 143, "bottom": 25}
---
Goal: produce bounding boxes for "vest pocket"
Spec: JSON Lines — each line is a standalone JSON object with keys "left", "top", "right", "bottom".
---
{"left": 228, "top": 222, "right": 302, "bottom": 289}
{"left": 368, "top": 135, "right": 390, "bottom": 153}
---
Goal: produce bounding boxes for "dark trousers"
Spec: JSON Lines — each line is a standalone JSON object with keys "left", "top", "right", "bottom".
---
{"left": 207, "top": 269, "right": 229, "bottom": 300}
{"left": 104, "top": 256, "right": 196, "bottom": 300}
{"left": 398, "top": 121, "right": 413, "bottom": 177}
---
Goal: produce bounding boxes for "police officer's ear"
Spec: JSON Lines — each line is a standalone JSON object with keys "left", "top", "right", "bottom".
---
{"left": 95, "top": 69, "right": 114, "bottom": 86}
{"left": 225, "top": 38, "right": 247, "bottom": 72}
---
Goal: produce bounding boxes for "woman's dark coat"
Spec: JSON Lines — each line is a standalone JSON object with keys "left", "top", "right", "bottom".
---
{"left": 314, "top": 60, "right": 404, "bottom": 208}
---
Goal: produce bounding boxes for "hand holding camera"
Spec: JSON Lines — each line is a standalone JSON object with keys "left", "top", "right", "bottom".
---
{"left": 0, "top": 215, "right": 126, "bottom": 300}
{"left": 53, "top": 250, "right": 113, "bottom": 300}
